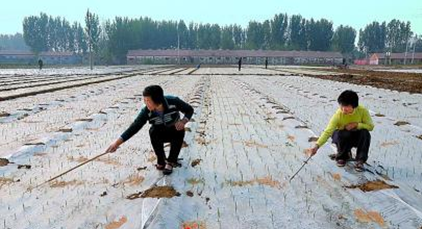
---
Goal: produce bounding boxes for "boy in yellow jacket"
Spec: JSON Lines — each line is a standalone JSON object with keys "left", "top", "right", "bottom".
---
{"left": 310, "top": 90, "right": 374, "bottom": 172}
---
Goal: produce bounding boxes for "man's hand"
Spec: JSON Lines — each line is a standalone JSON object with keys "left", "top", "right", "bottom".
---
{"left": 345, "top": 122, "right": 358, "bottom": 131}
{"left": 106, "top": 138, "right": 123, "bottom": 153}
{"left": 175, "top": 118, "right": 188, "bottom": 131}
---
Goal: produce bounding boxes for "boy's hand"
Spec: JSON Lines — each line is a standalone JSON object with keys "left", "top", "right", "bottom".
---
{"left": 345, "top": 122, "right": 358, "bottom": 131}
{"left": 308, "top": 145, "right": 319, "bottom": 156}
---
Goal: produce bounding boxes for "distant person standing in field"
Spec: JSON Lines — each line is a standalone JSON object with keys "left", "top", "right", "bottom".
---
{"left": 238, "top": 57, "right": 242, "bottom": 71}
{"left": 309, "top": 90, "right": 374, "bottom": 172}
{"left": 38, "top": 59, "right": 43, "bottom": 70}
{"left": 265, "top": 58, "right": 268, "bottom": 69}
{"left": 106, "top": 85, "right": 194, "bottom": 175}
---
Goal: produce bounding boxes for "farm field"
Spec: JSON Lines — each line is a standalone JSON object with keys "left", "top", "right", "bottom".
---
{"left": 0, "top": 66, "right": 421, "bottom": 229}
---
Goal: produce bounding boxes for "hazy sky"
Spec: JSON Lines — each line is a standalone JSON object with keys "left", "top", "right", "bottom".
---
{"left": 1, "top": 0, "right": 421, "bottom": 35}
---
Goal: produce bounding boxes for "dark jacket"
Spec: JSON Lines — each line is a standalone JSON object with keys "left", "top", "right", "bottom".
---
{"left": 120, "top": 95, "right": 194, "bottom": 142}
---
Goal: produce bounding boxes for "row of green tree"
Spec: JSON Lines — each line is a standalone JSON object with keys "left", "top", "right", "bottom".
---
{"left": 0, "top": 33, "right": 29, "bottom": 51}
{"left": 359, "top": 20, "right": 422, "bottom": 53}
{"left": 16, "top": 11, "right": 422, "bottom": 64}
{"left": 22, "top": 13, "right": 89, "bottom": 54}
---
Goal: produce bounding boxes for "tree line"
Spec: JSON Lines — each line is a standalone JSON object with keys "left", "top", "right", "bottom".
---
{"left": 2, "top": 11, "right": 420, "bottom": 64}
{"left": 0, "top": 33, "right": 29, "bottom": 51}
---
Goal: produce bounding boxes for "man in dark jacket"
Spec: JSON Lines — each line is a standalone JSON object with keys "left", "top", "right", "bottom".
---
{"left": 106, "top": 85, "right": 194, "bottom": 175}
{"left": 238, "top": 57, "right": 242, "bottom": 71}
{"left": 38, "top": 59, "right": 43, "bottom": 70}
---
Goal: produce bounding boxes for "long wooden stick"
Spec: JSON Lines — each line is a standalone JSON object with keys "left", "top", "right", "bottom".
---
{"left": 31, "top": 151, "right": 110, "bottom": 190}
{"left": 289, "top": 155, "right": 313, "bottom": 182}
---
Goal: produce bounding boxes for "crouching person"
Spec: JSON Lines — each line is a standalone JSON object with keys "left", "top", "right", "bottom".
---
{"left": 106, "top": 85, "right": 194, "bottom": 175}
{"left": 309, "top": 90, "right": 374, "bottom": 172}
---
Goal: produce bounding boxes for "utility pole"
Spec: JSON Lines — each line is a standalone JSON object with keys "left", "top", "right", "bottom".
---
{"left": 404, "top": 33, "right": 410, "bottom": 65}
{"left": 87, "top": 10, "right": 93, "bottom": 70}
{"left": 411, "top": 35, "right": 417, "bottom": 64}
{"left": 177, "top": 22, "right": 180, "bottom": 65}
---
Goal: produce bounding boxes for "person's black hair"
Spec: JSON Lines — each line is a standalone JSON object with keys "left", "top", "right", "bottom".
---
{"left": 143, "top": 85, "right": 165, "bottom": 105}
{"left": 337, "top": 90, "right": 359, "bottom": 108}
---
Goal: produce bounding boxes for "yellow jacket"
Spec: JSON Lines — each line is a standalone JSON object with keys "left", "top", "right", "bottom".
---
{"left": 316, "top": 105, "right": 374, "bottom": 147}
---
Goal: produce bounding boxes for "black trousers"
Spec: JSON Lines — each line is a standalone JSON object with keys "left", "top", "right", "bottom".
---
{"left": 149, "top": 125, "right": 185, "bottom": 165}
{"left": 332, "top": 129, "right": 371, "bottom": 162}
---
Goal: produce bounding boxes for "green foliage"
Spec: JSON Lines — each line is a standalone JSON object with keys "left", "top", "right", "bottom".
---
{"left": 19, "top": 11, "right": 418, "bottom": 64}
{"left": 332, "top": 25, "right": 356, "bottom": 54}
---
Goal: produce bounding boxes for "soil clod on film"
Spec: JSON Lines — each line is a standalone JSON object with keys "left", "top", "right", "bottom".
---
{"left": 345, "top": 180, "right": 399, "bottom": 192}
{"left": 191, "top": 159, "right": 202, "bottom": 167}
{"left": 17, "top": 164, "right": 31, "bottom": 169}
{"left": 308, "top": 136, "right": 319, "bottom": 142}
{"left": 127, "top": 186, "right": 180, "bottom": 199}
{"left": 0, "top": 158, "right": 10, "bottom": 166}
{"left": 394, "top": 121, "right": 410, "bottom": 126}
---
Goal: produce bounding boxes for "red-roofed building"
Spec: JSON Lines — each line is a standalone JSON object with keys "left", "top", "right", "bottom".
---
{"left": 370, "top": 52, "right": 422, "bottom": 65}
{"left": 0, "top": 51, "right": 82, "bottom": 65}
{"left": 127, "top": 49, "right": 344, "bottom": 65}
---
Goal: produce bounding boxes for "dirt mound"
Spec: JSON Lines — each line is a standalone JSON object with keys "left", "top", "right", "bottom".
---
{"left": 310, "top": 68, "right": 422, "bottom": 93}
{"left": 17, "top": 164, "right": 31, "bottom": 169}
{"left": 142, "top": 186, "right": 180, "bottom": 198}
{"left": 0, "top": 112, "right": 10, "bottom": 117}
{"left": 186, "top": 191, "right": 194, "bottom": 197}
{"left": 0, "top": 158, "right": 10, "bottom": 166}
{"left": 345, "top": 180, "right": 399, "bottom": 192}
{"left": 308, "top": 137, "right": 319, "bottom": 142}
{"left": 127, "top": 186, "right": 181, "bottom": 199}
{"left": 394, "top": 121, "right": 410, "bottom": 126}
{"left": 105, "top": 216, "right": 127, "bottom": 229}
{"left": 182, "top": 221, "right": 206, "bottom": 229}
{"left": 354, "top": 209, "right": 386, "bottom": 228}
{"left": 191, "top": 159, "right": 202, "bottom": 167}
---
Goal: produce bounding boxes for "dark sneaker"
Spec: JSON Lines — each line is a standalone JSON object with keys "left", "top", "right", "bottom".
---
{"left": 355, "top": 161, "right": 365, "bottom": 172}
{"left": 155, "top": 164, "right": 165, "bottom": 171}
{"left": 163, "top": 164, "right": 173, "bottom": 175}
{"left": 336, "top": 159, "right": 346, "bottom": 167}
{"left": 329, "top": 154, "right": 337, "bottom": 160}
{"left": 166, "top": 161, "right": 182, "bottom": 168}
{"left": 330, "top": 152, "right": 352, "bottom": 161}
